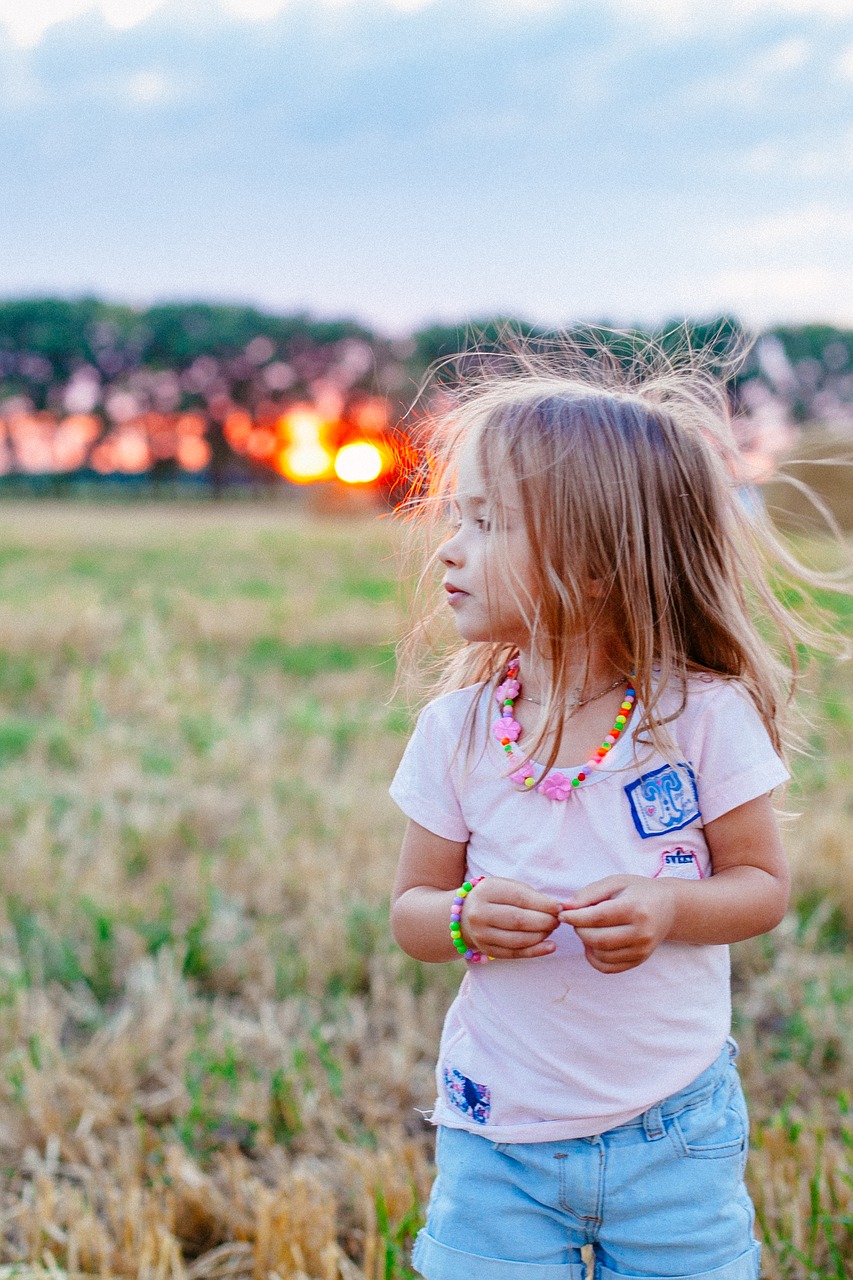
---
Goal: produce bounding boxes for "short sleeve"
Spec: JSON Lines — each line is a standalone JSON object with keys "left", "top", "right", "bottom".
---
{"left": 692, "top": 682, "right": 790, "bottom": 824}
{"left": 389, "top": 699, "right": 471, "bottom": 843}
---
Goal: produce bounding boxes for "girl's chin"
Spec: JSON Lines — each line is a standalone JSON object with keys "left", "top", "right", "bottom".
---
{"left": 452, "top": 621, "right": 491, "bottom": 643}
{"left": 453, "top": 622, "right": 527, "bottom": 647}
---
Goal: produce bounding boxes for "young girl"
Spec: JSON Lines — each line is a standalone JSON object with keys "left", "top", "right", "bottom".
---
{"left": 389, "top": 348, "right": 823, "bottom": 1280}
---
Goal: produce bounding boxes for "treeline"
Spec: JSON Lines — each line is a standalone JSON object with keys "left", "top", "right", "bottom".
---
{"left": 2, "top": 297, "right": 852, "bottom": 415}
{"left": 0, "top": 298, "right": 851, "bottom": 486}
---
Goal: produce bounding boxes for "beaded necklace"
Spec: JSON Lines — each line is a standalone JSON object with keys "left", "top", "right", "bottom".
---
{"left": 492, "top": 660, "right": 636, "bottom": 800}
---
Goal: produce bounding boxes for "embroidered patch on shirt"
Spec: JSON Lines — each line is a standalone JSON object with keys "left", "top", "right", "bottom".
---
{"left": 625, "top": 763, "right": 700, "bottom": 838}
{"left": 443, "top": 1068, "right": 491, "bottom": 1124}
{"left": 653, "top": 846, "right": 705, "bottom": 880}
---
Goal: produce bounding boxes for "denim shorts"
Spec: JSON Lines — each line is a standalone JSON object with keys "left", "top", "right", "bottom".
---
{"left": 413, "top": 1040, "right": 761, "bottom": 1280}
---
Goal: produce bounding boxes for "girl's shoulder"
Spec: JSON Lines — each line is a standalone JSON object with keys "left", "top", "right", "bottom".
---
{"left": 655, "top": 672, "right": 766, "bottom": 739}
{"left": 415, "top": 681, "right": 491, "bottom": 730}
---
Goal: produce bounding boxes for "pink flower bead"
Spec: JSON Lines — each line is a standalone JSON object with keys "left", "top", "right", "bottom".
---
{"left": 509, "top": 766, "right": 534, "bottom": 786}
{"left": 495, "top": 679, "right": 520, "bottom": 703}
{"left": 538, "top": 771, "right": 573, "bottom": 801}
{"left": 493, "top": 717, "right": 521, "bottom": 742}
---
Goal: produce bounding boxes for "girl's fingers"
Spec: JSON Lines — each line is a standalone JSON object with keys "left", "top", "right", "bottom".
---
{"left": 583, "top": 949, "right": 646, "bottom": 973}
{"left": 480, "top": 938, "right": 558, "bottom": 960}
{"left": 560, "top": 900, "right": 628, "bottom": 928}
{"left": 460, "top": 880, "right": 562, "bottom": 956}
{"left": 476, "top": 928, "right": 556, "bottom": 951}
{"left": 479, "top": 879, "right": 562, "bottom": 915}
{"left": 560, "top": 875, "right": 630, "bottom": 910}
{"left": 482, "top": 905, "right": 561, "bottom": 934}
{"left": 512, "top": 940, "right": 557, "bottom": 959}
{"left": 573, "top": 924, "right": 640, "bottom": 951}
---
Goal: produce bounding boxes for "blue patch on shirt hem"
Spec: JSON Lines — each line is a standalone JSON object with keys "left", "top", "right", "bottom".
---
{"left": 443, "top": 1068, "right": 491, "bottom": 1124}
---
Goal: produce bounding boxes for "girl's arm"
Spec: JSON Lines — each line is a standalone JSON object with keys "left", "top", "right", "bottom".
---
{"left": 558, "top": 793, "right": 790, "bottom": 974}
{"left": 391, "top": 819, "right": 563, "bottom": 962}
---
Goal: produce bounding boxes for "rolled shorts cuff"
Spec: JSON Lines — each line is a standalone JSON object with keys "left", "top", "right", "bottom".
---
{"left": 596, "top": 1241, "right": 761, "bottom": 1280}
{"left": 412, "top": 1230, "right": 587, "bottom": 1280}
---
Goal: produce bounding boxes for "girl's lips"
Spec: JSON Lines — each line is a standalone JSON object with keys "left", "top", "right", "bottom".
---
{"left": 445, "top": 585, "right": 469, "bottom": 604}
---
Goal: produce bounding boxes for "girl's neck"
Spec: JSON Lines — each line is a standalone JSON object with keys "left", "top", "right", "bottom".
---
{"left": 516, "top": 643, "right": 622, "bottom": 707}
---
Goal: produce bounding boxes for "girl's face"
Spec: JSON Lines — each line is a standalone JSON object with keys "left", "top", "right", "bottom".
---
{"left": 438, "top": 440, "right": 535, "bottom": 647}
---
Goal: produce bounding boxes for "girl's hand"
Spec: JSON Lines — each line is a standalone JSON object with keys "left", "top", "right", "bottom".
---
{"left": 461, "top": 877, "right": 563, "bottom": 960}
{"left": 558, "top": 876, "right": 677, "bottom": 973}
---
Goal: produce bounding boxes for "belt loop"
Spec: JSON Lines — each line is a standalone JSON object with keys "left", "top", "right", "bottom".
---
{"left": 643, "top": 1102, "right": 665, "bottom": 1141}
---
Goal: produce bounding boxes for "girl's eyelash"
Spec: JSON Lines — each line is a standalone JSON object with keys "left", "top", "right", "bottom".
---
{"left": 444, "top": 504, "right": 491, "bottom": 532}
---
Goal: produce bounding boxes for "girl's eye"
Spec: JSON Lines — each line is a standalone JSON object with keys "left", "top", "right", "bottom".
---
{"left": 476, "top": 517, "right": 492, "bottom": 532}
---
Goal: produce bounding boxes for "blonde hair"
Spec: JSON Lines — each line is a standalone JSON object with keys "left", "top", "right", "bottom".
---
{"left": 397, "top": 333, "right": 847, "bottom": 772}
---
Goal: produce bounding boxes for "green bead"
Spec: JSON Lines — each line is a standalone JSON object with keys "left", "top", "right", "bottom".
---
{"left": 571, "top": 777, "right": 581, "bottom": 787}
{"left": 462, "top": 881, "right": 473, "bottom": 893}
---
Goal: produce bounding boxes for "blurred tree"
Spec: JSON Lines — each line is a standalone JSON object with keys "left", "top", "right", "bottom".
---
{"left": 1, "top": 301, "right": 852, "bottom": 486}
{"left": 407, "top": 318, "right": 543, "bottom": 383}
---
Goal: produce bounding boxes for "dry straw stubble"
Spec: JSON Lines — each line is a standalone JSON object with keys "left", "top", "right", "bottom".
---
{"left": 0, "top": 503, "right": 846, "bottom": 1278}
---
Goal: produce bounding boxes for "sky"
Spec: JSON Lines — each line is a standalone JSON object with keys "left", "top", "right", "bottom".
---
{"left": 1, "top": 0, "right": 852, "bottom": 335}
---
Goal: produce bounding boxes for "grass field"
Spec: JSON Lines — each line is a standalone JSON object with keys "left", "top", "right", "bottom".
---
{"left": 0, "top": 502, "right": 848, "bottom": 1280}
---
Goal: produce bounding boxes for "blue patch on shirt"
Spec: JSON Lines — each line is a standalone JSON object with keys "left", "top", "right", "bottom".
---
{"left": 443, "top": 1068, "right": 491, "bottom": 1124}
{"left": 625, "top": 763, "right": 701, "bottom": 838}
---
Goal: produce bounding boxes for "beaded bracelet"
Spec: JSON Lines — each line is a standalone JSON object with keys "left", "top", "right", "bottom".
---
{"left": 449, "top": 877, "right": 491, "bottom": 963}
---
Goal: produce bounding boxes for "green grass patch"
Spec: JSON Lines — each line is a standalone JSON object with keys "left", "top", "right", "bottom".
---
{"left": 0, "top": 718, "right": 37, "bottom": 764}
{"left": 338, "top": 573, "right": 396, "bottom": 603}
{"left": 245, "top": 636, "right": 394, "bottom": 676}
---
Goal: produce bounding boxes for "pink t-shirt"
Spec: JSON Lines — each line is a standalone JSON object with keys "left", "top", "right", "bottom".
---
{"left": 390, "top": 676, "right": 789, "bottom": 1141}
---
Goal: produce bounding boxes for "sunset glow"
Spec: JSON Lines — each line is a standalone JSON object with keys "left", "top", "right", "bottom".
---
{"left": 278, "top": 441, "right": 334, "bottom": 483}
{"left": 334, "top": 440, "right": 384, "bottom": 484}
{"left": 276, "top": 408, "right": 334, "bottom": 483}
{"left": 0, "top": 391, "right": 403, "bottom": 490}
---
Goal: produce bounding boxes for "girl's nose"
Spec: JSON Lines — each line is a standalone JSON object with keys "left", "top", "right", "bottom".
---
{"left": 439, "top": 531, "right": 463, "bottom": 567}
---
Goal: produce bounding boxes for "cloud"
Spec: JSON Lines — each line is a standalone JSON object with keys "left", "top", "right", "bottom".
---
{"left": 736, "top": 127, "right": 853, "bottom": 179}
{"left": 684, "top": 36, "right": 812, "bottom": 107}
{"left": 0, "top": 0, "right": 564, "bottom": 48}
{"left": 836, "top": 41, "right": 853, "bottom": 79}
{"left": 724, "top": 205, "right": 853, "bottom": 249}
{"left": 3, "top": 0, "right": 852, "bottom": 51}
{"left": 738, "top": 141, "right": 786, "bottom": 174}
{"left": 0, "top": 0, "right": 166, "bottom": 48}
{"left": 218, "top": 0, "right": 436, "bottom": 17}
{"left": 697, "top": 265, "right": 853, "bottom": 327}
{"left": 124, "top": 68, "right": 177, "bottom": 104}
{"left": 609, "top": 0, "right": 853, "bottom": 28}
